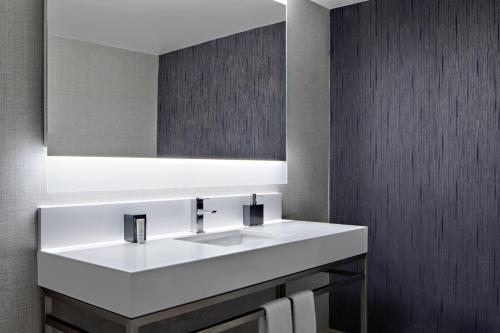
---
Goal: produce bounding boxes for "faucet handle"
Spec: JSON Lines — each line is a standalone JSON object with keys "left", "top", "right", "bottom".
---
{"left": 197, "top": 208, "right": 217, "bottom": 216}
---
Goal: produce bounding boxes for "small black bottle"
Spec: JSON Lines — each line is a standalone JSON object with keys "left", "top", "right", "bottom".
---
{"left": 243, "top": 194, "right": 264, "bottom": 226}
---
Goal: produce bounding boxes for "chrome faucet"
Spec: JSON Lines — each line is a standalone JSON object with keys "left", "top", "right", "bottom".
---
{"left": 191, "top": 198, "right": 217, "bottom": 233}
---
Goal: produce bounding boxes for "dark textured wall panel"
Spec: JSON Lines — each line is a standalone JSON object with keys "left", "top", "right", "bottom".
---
{"left": 330, "top": 0, "right": 500, "bottom": 332}
{"left": 157, "top": 22, "right": 286, "bottom": 160}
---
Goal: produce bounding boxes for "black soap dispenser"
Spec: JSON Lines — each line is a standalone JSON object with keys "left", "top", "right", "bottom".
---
{"left": 124, "top": 214, "right": 147, "bottom": 244}
{"left": 243, "top": 194, "right": 264, "bottom": 226}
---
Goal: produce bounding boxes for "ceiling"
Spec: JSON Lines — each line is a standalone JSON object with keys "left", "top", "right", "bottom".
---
{"left": 311, "top": 0, "right": 368, "bottom": 9}
{"left": 48, "top": 0, "right": 286, "bottom": 55}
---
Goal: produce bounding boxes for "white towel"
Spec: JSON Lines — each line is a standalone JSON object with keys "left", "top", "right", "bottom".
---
{"left": 258, "top": 298, "right": 293, "bottom": 333}
{"left": 288, "top": 290, "right": 317, "bottom": 333}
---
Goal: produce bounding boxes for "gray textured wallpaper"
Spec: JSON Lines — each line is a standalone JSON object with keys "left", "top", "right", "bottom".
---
{"left": 0, "top": 0, "right": 44, "bottom": 331}
{"left": 47, "top": 36, "right": 158, "bottom": 157}
{"left": 283, "top": 0, "right": 331, "bottom": 331}
{"left": 157, "top": 22, "right": 286, "bottom": 160}
{"left": 330, "top": 0, "right": 500, "bottom": 331}
{"left": 283, "top": 0, "right": 330, "bottom": 223}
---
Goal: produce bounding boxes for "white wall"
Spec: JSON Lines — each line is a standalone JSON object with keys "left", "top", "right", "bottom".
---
{"left": 47, "top": 36, "right": 158, "bottom": 157}
{"left": 0, "top": 1, "right": 45, "bottom": 330}
{"left": 284, "top": 0, "right": 331, "bottom": 331}
{"left": 284, "top": 0, "right": 331, "bottom": 223}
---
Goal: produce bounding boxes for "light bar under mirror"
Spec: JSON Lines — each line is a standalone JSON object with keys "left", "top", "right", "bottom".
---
{"left": 46, "top": 156, "right": 287, "bottom": 192}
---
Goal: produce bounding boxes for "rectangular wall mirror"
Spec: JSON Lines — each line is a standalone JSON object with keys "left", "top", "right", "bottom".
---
{"left": 45, "top": 0, "right": 286, "bottom": 161}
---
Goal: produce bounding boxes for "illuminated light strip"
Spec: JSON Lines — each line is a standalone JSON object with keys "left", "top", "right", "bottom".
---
{"left": 47, "top": 156, "right": 287, "bottom": 192}
{"left": 273, "top": 0, "right": 287, "bottom": 4}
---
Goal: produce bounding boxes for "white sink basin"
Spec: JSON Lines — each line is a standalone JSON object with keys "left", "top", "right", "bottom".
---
{"left": 177, "top": 229, "right": 288, "bottom": 247}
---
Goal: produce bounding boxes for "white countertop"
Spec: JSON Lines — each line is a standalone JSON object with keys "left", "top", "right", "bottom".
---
{"left": 38, "top": 220, "right": 368, "bottom": 317}
{"left": 47, "top": 220, "right": 365, "bottom": 273}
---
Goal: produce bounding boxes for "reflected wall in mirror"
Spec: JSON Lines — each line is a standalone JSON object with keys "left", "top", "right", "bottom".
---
{"left": 46, "top": 0, "right": 286, "bottom": 160}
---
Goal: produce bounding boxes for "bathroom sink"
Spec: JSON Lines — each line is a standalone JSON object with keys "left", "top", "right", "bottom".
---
{"left": 176, "top": 229, "right": 288, "bottom": 247}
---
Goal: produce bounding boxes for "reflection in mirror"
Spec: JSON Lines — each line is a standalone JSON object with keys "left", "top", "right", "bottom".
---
{"left": 46, "top": 0, "right": 286, "bottom": 160}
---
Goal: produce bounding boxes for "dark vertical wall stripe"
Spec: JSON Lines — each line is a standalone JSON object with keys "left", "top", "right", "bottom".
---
{"left": 157, "top": 22, "right": 286, "bottom": 160}
{"left": 330, "top": 0, "right": 500, "bottom": 332}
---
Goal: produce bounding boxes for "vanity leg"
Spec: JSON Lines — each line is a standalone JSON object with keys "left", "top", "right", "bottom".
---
{"left": 126, "top": 322, "right": 140, "bottom": 333}
{"left": 360, "top": 256, "right": 368, "bottom": 333}
{"left": 44, "top": 295, "right": 53, "bottom": 333}
{"left": 276, "top": 283, "right": 287, "bottom": 298}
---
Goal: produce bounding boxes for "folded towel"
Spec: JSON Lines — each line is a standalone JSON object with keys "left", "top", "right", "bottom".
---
{"left": 258, "top": 298, "right": 293, "bottom": 333}
{"left": 288, "top": 290, "right": 317, "bottom": 333}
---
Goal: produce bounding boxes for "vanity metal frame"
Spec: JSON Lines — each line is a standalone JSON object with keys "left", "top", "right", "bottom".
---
{"left": 43, "top": 253, "right": 367, "bottom": 333}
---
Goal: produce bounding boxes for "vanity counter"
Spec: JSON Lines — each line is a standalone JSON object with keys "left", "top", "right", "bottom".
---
{"left": 38, "top": 220, "right": 367, "bottom": 318}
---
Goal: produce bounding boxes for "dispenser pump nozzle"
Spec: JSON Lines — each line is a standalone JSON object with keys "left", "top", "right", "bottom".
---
{"left": 251, "top": 194, "right": 258, "bottom": 205}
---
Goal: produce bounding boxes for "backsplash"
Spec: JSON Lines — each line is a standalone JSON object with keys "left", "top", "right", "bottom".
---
{"left": 38, "top": 193, "right": 282, "bottom": 250}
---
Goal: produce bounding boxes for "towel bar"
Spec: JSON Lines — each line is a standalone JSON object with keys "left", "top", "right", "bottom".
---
{"left": 46, "top": 315, "right": 88, "bottom": 333}
{"left": 195, "top": 273, "right": 364, "bottom": 333}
